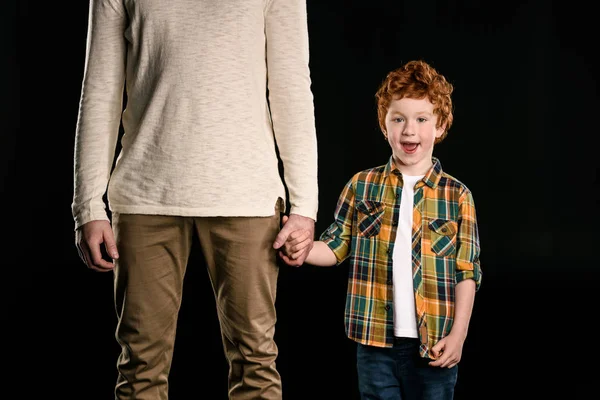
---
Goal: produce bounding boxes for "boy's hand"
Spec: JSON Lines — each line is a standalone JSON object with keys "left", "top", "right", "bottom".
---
{"left": 273, "top": 214, "right": 314, "bottom": 267}
{"left": 428, "top": 333, "right": 465, "bottom": 369}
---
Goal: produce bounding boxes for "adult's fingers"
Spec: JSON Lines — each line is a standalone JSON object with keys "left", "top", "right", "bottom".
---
{"left": 273, "top": 221, "right": 294, "bottom": 249}
{"left": 103, "top": 228, "right": 119, "bottom": 259}
{"left": 87, "top": 239, "right": 115, "bottom": 271}
{"left": 286, "top": 235, "right": 313, "bottom": 256}
{"left": 76, "top": 243, "right": 87, "bottom": 266}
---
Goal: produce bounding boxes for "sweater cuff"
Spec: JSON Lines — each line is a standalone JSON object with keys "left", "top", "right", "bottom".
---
{"left": 289, "top": 203, "right": 318, "bottom": 222}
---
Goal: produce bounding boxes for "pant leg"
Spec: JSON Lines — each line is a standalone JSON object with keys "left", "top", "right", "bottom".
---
{"left": 414, "top": 357, "right": 458, "bottom": 400}
{"left": 194, "top": 206, "right": 281, "bottom": 400}
{"left": 112, "top": 213, "right": 193, "bottom": 400}
{"left": 356, "top": 343, "right": 402, "bottom": 400}
{"left": 356, "top": 338, "right": 423, "bottom": 400}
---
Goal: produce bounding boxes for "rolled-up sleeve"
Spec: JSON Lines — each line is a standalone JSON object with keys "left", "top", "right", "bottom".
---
{"left": 455, "top": 188, "right": 482, "bottom": 290}
{"left": 320, "top": 177, "right": 356, "bottom": 265}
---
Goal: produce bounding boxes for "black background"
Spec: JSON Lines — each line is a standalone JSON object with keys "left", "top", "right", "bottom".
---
{"left": 3, "top": 0, "right": 597, "bottom": 399}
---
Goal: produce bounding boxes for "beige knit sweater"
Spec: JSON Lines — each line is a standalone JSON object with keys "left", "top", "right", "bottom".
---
{"left": 72, "top": 0, "right": 318, "bottom": 230}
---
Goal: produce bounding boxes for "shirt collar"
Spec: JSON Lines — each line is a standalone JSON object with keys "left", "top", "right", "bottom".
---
{"left": 383, "top": 156, "right": 443, "bottom": 189}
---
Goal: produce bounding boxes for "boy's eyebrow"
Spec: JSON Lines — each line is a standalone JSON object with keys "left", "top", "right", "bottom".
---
{"left": 388, "top": 110, "right": 433, "bottom": 116}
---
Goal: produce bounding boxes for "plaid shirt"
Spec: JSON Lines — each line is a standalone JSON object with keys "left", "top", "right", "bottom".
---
{"left": 320, "top": 156, "right": 482, "bottom": 358}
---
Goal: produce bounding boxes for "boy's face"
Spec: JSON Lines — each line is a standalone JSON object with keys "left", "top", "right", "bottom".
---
{"left": 384, "top": 97, "right": 444, "bottom": 176}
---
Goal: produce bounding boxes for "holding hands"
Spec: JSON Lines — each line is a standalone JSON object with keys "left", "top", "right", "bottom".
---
{"left": 273, "top": 214, "right": 314, "bottom": 266}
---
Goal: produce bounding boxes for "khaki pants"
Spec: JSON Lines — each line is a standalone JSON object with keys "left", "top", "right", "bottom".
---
{"left": 111, "top": 207, "right": 282, "bottom": 400}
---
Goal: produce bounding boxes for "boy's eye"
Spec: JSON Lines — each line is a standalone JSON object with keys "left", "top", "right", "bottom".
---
{"left": 393, "top": 117, "right": 404, "bottom": 123}
{"left": 417, "top": 117, "right": 427, "bottom": 123}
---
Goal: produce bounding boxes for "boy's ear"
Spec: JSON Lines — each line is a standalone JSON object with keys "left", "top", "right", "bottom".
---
{"left": 435, "top": 124, "right": 446, "bottom": 138}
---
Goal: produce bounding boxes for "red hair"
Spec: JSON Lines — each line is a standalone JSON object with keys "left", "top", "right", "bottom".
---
{"left": 375, "top": 60, "right": 454, "bottom": 143}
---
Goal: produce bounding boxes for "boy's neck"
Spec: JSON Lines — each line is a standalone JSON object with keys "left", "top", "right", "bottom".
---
{"left": 393, "top": 158, "right": 433, "bottom": 176}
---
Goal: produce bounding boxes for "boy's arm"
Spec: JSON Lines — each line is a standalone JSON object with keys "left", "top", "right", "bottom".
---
{"left": 451, "top": 187, "right": 481, "bottom": 336}
{"left": 279, "top": 176, "right": 356, "bottom": 267}
{"left": 450, "top": 278, "right": 476, "bottom": 339}
{"left": 455, "top": 189, "right": 482, "bottom": 290}
{"left": 280, "top": 231, "right": 338, "bottom": 267}
{"left": 429, "top": 187, "right": 481, "bottom": 368}
{"left": 305, "top": 240, "right": 337, "bottom": 267}
{"left": 279, "top": 235, "right": 338, "bottom": 266}
{"left": 305, "top": 241, "right": 337, "bottom": 266}
{"left": 318, "top": 178, "right": 356, "bottom": 264}
{"left": 428, "top": 278, "right": 475, "bottom": 368}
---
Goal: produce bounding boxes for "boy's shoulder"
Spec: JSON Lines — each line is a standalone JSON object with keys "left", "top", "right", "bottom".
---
{"left": 437, "top": 169, "right": 473, "bottom": 195}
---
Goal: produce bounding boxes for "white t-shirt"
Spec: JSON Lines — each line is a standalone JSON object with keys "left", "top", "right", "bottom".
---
{"left": 393, "top": 174, "right": 424, "bottom": 338}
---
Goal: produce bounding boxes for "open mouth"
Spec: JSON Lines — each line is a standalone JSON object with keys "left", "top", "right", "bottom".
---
{"left": 401, "top": 142, "right": 419, "bottom": 154}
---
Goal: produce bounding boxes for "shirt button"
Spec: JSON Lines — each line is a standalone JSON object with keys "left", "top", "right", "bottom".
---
{"left": 385, "top": 305, "right": 391, "bottom": 311}
{"left": 387, "top": 279, "right": 392, "bottom": 285}
{"left": 442, "top": 228, "right": 448, "bottom": 233}
{"left": 395, "top": 193, "right": 400, "bottom": 199}
{"left": 387, "top": 248, "right": 392, "bottom": 255}
{"left": 392, "top": 220, "right": 398, "bottom": 226}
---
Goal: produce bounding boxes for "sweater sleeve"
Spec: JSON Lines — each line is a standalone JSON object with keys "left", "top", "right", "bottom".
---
{"left": 71, "top": 0, "right": 127, "bottom": 230}
{"left": 265, "top": 0, "right": 319, "bottom": 221}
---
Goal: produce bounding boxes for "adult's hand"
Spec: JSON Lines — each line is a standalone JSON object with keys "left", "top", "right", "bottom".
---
{"left": 75, "top": 220, "right": 119, "bottom": 272}
{"left": 273, "top": 213, "right": 314, "bottom": 267}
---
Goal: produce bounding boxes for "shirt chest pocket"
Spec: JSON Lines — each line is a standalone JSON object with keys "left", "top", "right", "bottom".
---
{"left": 356, "top": 200, "right": 385, "bottom": 238}
{"left": 428, "top": 219, "right": 458, "bottom": 257}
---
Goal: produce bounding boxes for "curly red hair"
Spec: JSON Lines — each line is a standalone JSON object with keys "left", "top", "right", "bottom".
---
{"left": 375, "top": 60, "right": 454, "bottom": 143}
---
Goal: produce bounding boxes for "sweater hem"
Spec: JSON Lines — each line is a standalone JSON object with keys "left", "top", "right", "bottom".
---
{"left": 109, "top": 203, "right": 281, "bottom": 218}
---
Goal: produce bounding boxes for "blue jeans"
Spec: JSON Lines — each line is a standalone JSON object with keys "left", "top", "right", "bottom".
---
{"left": 356, "top": 338, "right": 458, "bottom": 400}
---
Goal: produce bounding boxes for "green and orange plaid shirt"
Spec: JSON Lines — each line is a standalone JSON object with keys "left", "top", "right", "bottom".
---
{"left": 320, "top": 156, "right": 482, "bottom": 358}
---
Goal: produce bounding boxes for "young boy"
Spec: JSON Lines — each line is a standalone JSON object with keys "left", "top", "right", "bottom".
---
{"left": 280, "top": 60, "right": 482, "bottom": 400}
